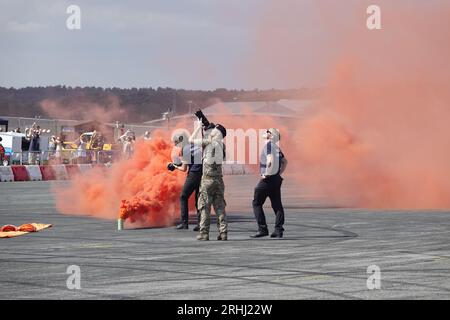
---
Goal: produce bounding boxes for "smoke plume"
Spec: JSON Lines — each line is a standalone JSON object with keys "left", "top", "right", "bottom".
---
{"left": 55, "top": 131, "right": 187, "bottom": 227}
{"left": 54, "top": 0, "right": 450, "bottom": 226}
{"left": 250, "top": 0, "right": 450, "bottom": 208}
{"left": 40, "top": 95, "right": 127, "bottom": 123}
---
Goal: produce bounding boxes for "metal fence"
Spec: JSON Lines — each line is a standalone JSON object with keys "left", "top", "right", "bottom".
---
{"left": 2, "top": 150, "right": 123, "bottom": 166}
{"left": 0, "top": 116, "right": 166, "bottom": 141}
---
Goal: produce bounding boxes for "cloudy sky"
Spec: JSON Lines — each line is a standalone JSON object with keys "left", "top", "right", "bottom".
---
{"left": 0, "top": 0, "right": 269, "bottom": 89}
{"left": 0, "top": 0, "right": 438, "bottom": 89}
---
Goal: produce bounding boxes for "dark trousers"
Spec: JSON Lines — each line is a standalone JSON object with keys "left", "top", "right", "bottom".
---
{"left": 180, "top": 171, "right": 202, "bottom": 225}
{"left": 252, "top": 174, "right": 285, "bottom": 232}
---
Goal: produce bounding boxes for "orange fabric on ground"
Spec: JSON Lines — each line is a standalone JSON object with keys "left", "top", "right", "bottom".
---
{"left": 18, "top": 223, "right": 37, "bottom": 232}
{"left": 0, "top": 223, "right": 52, "bottom": 238}
{"left": 0, "top": 225, "right": 17, "bottom": 232}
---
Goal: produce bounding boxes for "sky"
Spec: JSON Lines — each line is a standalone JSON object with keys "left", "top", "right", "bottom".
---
{"left": 0, "top": 0, "right": 442, "bottom": 90}
{"left": 0, "top": 0, "right": 265, "bottom": 89}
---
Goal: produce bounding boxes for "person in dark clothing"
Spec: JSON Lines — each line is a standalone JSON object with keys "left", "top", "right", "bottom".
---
{"left": 168, "top": 130, "right": 203, "bottom": 231}
{"left": 28, "top": 125, "right": 41, "bottom": 152}
{"left": 250, "top": 128, "right": 288, "bottom": 239}
{"left": 26, "top": 123, "right": 42, "bottom": 165}
{"left": 0, "top": 137, "right": 5, "bottom": 164}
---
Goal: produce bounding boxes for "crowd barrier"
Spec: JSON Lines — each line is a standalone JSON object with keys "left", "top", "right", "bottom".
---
{"left": 0, "top": 166, "right": 14, "bottom": 182}
{"left": 40, "top": 165, "right": 56, "bottom": 181}
{"left": 0, "top": 163, "right": 252, "bottom": 183}
{"left": 222, "top": 164, "right": 233, "bottom": 175}
{"left": 78, "top": 164, "right": 93, "bottom": 174}
{"left": 26, "top": 165, "right": 43, "bottom": 181}
{"left": 5, "top": 150, "right": 120, "bottom": 166}
{"left": 52, "top": 164, "right": 69, "bottom": 180}
{"left": 0, "top": 164, "right": 106, "bottom": 182}
{"left": 11, "top": 165, "right": 29, "bottom": 181}
{"left": 65, "top": 164, "right": 81, "bottom": 179}
{"left": 224, "top": 163, "right": 254, "bottom": 176}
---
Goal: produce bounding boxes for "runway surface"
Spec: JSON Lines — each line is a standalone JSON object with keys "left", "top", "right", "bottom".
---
{"left": 0, "top": 176, "right": 449, "bottom": 299}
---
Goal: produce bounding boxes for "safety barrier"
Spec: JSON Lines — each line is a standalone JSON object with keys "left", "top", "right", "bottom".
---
{"left": 221, "top": 163, "right": 253, "bottom": 175}
{"left": 0, "top": 166, "right": 14, "bottom": 182}
{"left": 243, "top": 165, "right": 258, "bottom": 175}
{"left": 11, "top": 165, "right": 30, "bottom": 181}
{"left": 91, "top": 163, "right": 108, "bottom": 173}
{"left": 65, "top": 164, "right": 81, "bottom": 179}
{"left": 4, "top": 150, "right": 120, "bottom": 166}
{"left": 52, "top": 165, "right": 69, "bottom": 180}
{"left": 78, "top": 164, "right": 93, "bottom": 175}
{"left": 0, "top": 164, "right": 110, "bottom": 182}
{"left": 0, "top": 162, "right": 254, "bottom": 183}
{"left": 231, "top": 164, "right": 245, "bottom": 175}
{"left": 222, "top": 164, "right": 233, "bottom": 175}
{"left": 40, "top": 165, "right": 56, "bottom": 181}
{"left": 25, "top": 165, "right": 43, "bottom": 181}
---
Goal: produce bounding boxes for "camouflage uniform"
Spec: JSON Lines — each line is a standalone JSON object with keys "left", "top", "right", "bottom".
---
{"left": 197, "top": 139, "right": 227, "bottom": 238}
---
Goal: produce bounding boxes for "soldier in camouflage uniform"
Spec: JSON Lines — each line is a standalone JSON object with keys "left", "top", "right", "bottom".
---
{"left": 190, "top": 120, "right": 228, "bottom": 241}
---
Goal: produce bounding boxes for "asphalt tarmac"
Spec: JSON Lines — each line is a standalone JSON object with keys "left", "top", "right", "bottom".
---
{"left": 0, "top": 176, "right": 449, "bottom": 299}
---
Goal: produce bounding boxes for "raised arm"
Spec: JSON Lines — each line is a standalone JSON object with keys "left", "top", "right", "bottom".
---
{"left": 189, "top": 120, "right": 203, "bottom": 144}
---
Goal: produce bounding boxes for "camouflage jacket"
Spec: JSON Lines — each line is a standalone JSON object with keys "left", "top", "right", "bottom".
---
{"left": 202, "top": 139, "right": 225, "bottom": 177}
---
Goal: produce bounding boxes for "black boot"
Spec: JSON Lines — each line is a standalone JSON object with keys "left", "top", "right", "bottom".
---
{"left": 176, "top": 224, "right": 188, "bottom": 230}
{"left": 250, "top": 227, "right": 269, "bottom": 238}
{"left": 270, "top": 230, "right": 283, "bottom": 238}
{"left": 194, "top": 211, "right": 201, "bottom": 232}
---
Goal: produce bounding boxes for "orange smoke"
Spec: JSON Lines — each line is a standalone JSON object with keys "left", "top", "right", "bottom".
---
{"left": 248, "top": 0, "right": 450, "bottom": 208}
{"left": 55, "top": 0, "right": 450, "bottom": 214}
{"left": 55, "top": 131, "right": 186, "bottom": 227}
{"left": 40, "top": 95, "right": 127, "bottom": 123}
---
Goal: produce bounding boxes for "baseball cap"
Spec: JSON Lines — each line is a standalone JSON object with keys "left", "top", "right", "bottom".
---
{"left": 215, "top": 124, "right": 227, "bottom": 138}
{"left": 263, "top": 128, "right": 280, "bottom": 141}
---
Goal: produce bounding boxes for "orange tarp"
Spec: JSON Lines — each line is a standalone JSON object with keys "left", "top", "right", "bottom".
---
{"left": 0, "top": 223, "right": 52, "bottom": 238}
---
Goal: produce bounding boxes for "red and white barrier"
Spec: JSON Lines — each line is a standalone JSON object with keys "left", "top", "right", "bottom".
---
{"left": 222, "top": 164, "right": 233, "bottom": 175}
{"left": 0, "top": 166, "right": 14, "bottom": 182}
{"left": 65, "top": 164, "right": 81, "bottom": 179}
{"left": 78, "top": 164, "right": 93, "bottom": 174}
{"left": 26, "top": 165, "right": 43, "bottom": 181}
{"left": 52, "top": 165, "right": 68, "bottom": 180}
{"left": 11, "top": 165, "right": 30, "bottom": 181}
{"left": 40, "top": 165, "right": 56, "bottom": 180}
{"left": 231, "top": 164, "right": 245, "bottom": 175}
{"left": 1, "top": 162, "right": 252, "bottom": 183}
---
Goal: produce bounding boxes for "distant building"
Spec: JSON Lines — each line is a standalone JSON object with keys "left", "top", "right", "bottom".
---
{"left": 0, "top": 118, "right": 8, "bottom": 132}
{"left": 143, "top": 99, "right": 317, "bottom": 129}
{"left": 65, "top": 120, "right": 116, "bottom": 142}
{"left": 1, "top": 99, "right": 317, "bottom": 142}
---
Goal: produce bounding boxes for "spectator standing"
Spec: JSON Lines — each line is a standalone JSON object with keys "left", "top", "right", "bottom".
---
{"left": 0, "top": 137, "right": 6, "bottom": 165}
{"left": 123, "top": 136, "right": 134, "bottom": 160}
{"left": 54, "top": 136, "right": 63, "bottom": 164}
{"left": 119, "top": 129, "right": 135, "bottom": 142}
{"left": 26, "top": 123, "right": 41, "bottom": 164}
{"left": 49, "top": 136, "right": 57, "bottom": 152}
{"left": 143, "top": 131, "right": 152, "bottom": 141}
{"left": 76, "top": 134, "right": 88, "bottom": 164}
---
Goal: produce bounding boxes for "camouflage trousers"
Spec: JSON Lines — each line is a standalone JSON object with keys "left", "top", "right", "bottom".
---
{"left": 197, "top": 176, "right": 227, "bottom": 235}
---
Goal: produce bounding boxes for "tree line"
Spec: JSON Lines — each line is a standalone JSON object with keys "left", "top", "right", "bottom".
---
{"left": 0, "top": 86, "right": 321, "bottom": 123}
